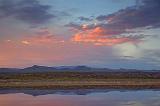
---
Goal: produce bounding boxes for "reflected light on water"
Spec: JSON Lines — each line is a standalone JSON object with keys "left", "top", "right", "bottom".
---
{"left": 0, "top": 90, "right": 159, "bottom": 106}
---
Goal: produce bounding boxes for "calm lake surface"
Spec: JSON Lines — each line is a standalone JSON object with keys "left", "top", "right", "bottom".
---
{"left": 0, "top": 89, "right": 159, "bottom": 106}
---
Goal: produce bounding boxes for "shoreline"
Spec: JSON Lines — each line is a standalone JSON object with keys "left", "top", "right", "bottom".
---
{"left": 0, "top": 72, "right": 160, "bottom": 89}
{"left": 1, "top": 80, "right": 160, "bottom": 89}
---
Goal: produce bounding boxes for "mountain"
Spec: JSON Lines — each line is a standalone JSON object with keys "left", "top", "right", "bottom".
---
{"left": 54, "top": 65, "right": 92, "bottom": 70}
{"left": 0, "top": 65, "right": 159, "bottom": 73}
{"left": 0, "top": 65, "right": 93, "bottom": 73}
{"left": 22, "top": 65, "right": 57, "bottom": 73}
{"left": 0, "top": 68, "right": 20, "bottom": 73}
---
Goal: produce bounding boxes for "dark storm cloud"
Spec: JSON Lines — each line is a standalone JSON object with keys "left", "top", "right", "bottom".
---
{"left": 65, "top": 0, "right": 160, "bottom": 45}
{"left": 0, "top": 0, "right": 54, "bottom": 25}
{"left": 65, "top": 22, "right": 96, "bottom": 31}
{"left": 65, "top": 22, "right": 83, "bottom": 30}
{"left": 67, "top": 0, "right": 160, "bottom": 38}
{"left": 96, "top": 15, "right": 108, "bottom": 21}
{"left": 96, "top": 0, "right": 160, "bottom": 33}
{"left": 78, "top": 16, "right": 92, "bottom": 21}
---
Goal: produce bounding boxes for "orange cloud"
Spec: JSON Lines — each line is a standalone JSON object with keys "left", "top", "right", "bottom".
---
{"left": 72, "top": 27, "right": 142, "bottom": 46}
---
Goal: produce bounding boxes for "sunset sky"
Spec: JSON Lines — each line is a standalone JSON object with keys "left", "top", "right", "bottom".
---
{"left": 0, "top": 0, "right": 160, "bottom": 69}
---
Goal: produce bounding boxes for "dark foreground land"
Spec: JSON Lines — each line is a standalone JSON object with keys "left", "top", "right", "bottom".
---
{"left": 0, "top": 72, "right": 160, "bottom": 89}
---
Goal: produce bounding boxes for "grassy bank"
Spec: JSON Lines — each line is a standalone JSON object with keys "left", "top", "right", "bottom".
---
{"left": 0, "top": 72, "right": 160, "bottom": 89}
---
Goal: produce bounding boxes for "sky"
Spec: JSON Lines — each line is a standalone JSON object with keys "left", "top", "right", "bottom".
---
{"left": 0, "top": 0, "right": 160, "bottom": 69}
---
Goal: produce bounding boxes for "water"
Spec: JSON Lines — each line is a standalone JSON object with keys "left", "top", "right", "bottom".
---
{"left": 0, "top": 89, "right": 159, "bottom": 106}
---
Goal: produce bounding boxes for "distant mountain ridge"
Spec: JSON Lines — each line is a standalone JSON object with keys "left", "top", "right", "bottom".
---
{"left": 0, "top": 65, "right": 159, "bottom": 73}
{"left": 0, "top": 65, "right": 93, "bottom": 73}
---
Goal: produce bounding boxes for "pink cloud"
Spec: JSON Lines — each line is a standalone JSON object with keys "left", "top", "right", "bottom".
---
{"left": 21, "top": 28, "right": 65, "bottom": 45}
{"left": 71, "top": 27, "right": 143, "bottom": 46}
